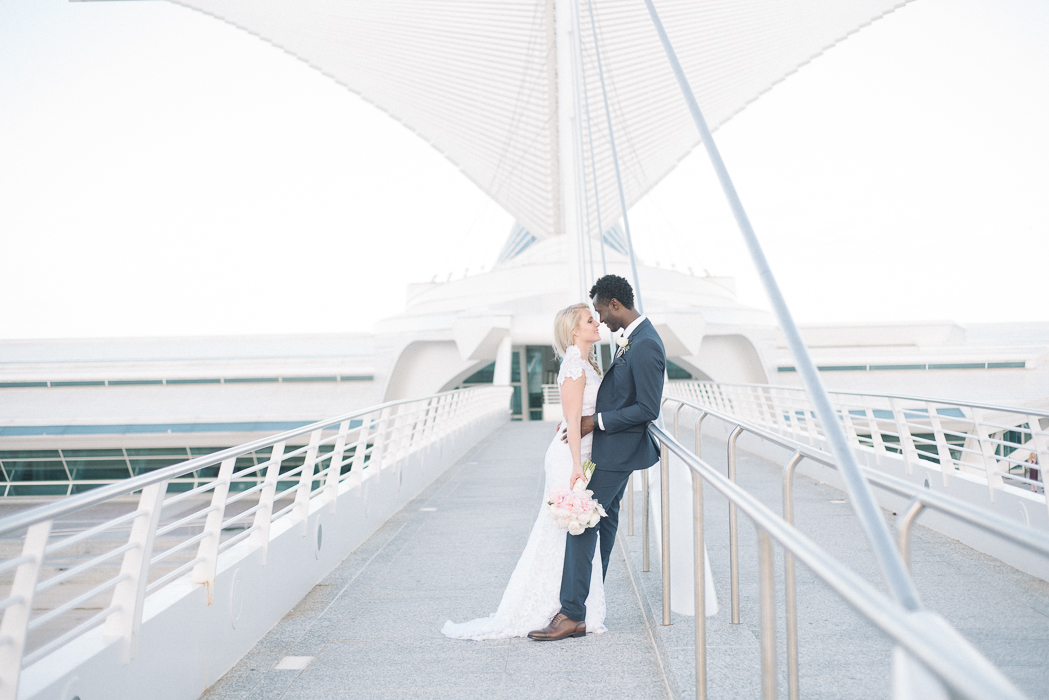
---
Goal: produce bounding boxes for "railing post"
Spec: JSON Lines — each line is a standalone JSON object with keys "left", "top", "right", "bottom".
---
{"left": 192, "top": 457, "right": 236, "bottom": 604}
{"left": 692, "top": 468, "right": 707, "bottom": 700}
{"left": 803, "top": 401, "right": 820, "bottom": 447}
{"left": 407, "top": 401, "right": 424, "bottom": 457}
{"left": 898, "top": 498, "right": 926, "bottom": 570}
{"left": 325, "top": 421, "right": 350, "bottom": 511}
{"left": 673, "top": 401, "right": 684, "bottom": 439}
{"left": 0, "top": 520, "right": 51, "bottom": 700}
{"left": 104, "top": 480, "right": 166, "bottom": 663}
{"left": 695, "top": 412, "right": 707, "bottom": 459}
{"left": 348, "top": 418, "right": 370, "bottom": 492}
{"left": 757, "top": 529, "right": 777, "bottom": 700}
{"left": 761, "top": 386, "right": 779, "bottom": 431}
{"left": 642, "top": 464, "right": 650, "bottom": 572}
{"left": 892, "top": 399, "right": 922, "bottom": 475}
{"left": 727, "top": 425, "right": 743, "bottom": 624}
{"left": 419, "top": 398, "right": 433, "bottom": 446}
{"left": 251, "top": 442, "right": 284, "bottom": 564}
{"left": 627, "top": 472, "right": 634, "bottom": 537}
{"left": 786, "top": 397, "right": 803, "bottom": 443}
{"left": 769, "top": 387, "right": 789, "bottom": 437}
{"left": 782, "top": 451, "right": 803, "bottom": 700}
{"left": 839, "top": 399, "right": 861, "bottom": 450}
{"left": 660, "top": 442, "right": 672, "bottom": 625}
{"left": 972, "top": 409, "right": 1004, "bottom": 501}
{"left": 927, "top": 404, "right": 954, "bottom": 488}
{"left": 864, "top": 398, "right": 888, "bottom": 464}
{"left": 372, "top": 407, "right": 391, "bottom": 482}
{"left": 294, "top": 430, "right": 322, "bottom": 529}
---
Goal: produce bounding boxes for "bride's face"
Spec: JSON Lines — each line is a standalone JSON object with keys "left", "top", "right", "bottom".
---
{"left": 574, "top": 309, "right": 602, "bottom": 343}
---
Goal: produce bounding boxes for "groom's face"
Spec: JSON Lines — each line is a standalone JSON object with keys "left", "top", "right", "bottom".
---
{"left": 592, "top": 297, "right": 623, "bottom": 331}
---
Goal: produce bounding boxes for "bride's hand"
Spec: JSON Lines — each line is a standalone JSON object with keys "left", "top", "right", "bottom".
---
{"left": 570, "top": 465, "right": 586, "bottom": 489}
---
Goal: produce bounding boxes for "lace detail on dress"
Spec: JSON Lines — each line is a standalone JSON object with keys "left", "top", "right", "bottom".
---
{"left": 558, "top": 345, "right": 588, "bottom": 386}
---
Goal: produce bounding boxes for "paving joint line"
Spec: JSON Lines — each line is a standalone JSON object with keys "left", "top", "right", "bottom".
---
{"left": 618, "top": 534, "right": 675, "bottom": 699}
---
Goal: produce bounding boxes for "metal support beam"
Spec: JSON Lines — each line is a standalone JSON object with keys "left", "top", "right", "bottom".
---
{"left": 585, "top": 0, "right": 644, "bottom": 313}
{"left": 642, "top": 0, "right": 921, "bottom": 612}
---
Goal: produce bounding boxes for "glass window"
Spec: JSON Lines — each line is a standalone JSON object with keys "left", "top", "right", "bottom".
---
{"left": 62, "top": 448, "right": 124, "bottom": 458}
{"left": 463, "top": 363, "right": 495, "bottom": 384}
{"left": 511, "top": 385, "right": 522, "bottom": 416}
{"left": 527, "top": 347, "right": 545, "bottom": 410}
{"left": 126, "top": 448, "right": 191, "bottom": 458}
{"left": 9, "top": 484, "right": 68, "bottom": 496}
{"left": 189, "top": 447, "right": 228, "bottom": 456}
{"left": 4, "top": 460, "right": 67, "bottom": 482}
{"left": 129, "top": 458, "right": 185, "bottom": 476}
{"left": 511, "top": 352, "right": 521, "bottom": 383}
{"left": 666, "top": 361, "right": 693, "bottom": 380}
{"left": 0, "top": 450, "right": 61, "bottom": 460}
{"left": 65, "top": 459, "right": 132, "bottom": 481}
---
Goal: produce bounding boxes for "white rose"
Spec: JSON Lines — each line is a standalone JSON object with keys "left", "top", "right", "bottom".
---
{"left": 568, "top": 522, "right": 585, "bottom": 536}
{"left": 615, "top": 335, "right": 629, "bottom": 348}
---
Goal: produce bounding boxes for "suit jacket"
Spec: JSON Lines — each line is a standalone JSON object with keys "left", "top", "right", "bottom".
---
{"left": 591, "top": 318, "right": 665, "bottom": 472}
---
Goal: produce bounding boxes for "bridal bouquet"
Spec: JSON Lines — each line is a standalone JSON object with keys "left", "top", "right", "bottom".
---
{"left": 545, "top": 460, "right": 606, "bottom": 535}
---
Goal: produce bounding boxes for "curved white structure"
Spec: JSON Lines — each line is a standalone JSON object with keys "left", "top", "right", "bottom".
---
{"left": 374, "top": 234, "right": 776, "bottom": 403}
{"left": 164, "top": 0, "right": 912, "bottom": 243}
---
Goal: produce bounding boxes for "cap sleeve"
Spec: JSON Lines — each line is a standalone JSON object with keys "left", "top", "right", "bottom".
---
{"left": 557, "top": 345, "right": 587, "bottom": 386}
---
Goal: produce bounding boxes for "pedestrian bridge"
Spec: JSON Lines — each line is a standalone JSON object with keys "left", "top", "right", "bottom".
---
{"left": 1, "top": 384, "right": 1048, "bottom": 699}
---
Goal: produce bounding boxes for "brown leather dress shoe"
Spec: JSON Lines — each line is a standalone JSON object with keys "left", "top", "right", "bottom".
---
{"left": 527, "top": 613, "right": 586, "bottom": 641}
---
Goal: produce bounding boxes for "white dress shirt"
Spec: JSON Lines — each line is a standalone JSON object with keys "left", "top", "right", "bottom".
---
{"left": 596, "top": 314, "right": 646, "bottom": 431}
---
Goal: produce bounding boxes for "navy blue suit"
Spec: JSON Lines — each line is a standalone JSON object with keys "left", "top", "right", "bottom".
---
{"left": 560, "top": 318, "right": 665, "bottom": 622}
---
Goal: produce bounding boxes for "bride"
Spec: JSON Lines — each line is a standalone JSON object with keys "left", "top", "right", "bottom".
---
{"left": 442, "top": 303, "right": 606, "bottom": 640}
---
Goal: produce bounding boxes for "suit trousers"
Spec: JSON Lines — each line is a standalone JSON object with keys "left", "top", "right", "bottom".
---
{"left": 559, "top": 468, "right": 632, "bottom": 622}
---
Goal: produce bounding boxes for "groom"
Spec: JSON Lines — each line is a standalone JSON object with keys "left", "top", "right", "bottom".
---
{"left": 529, "top": 274, "right": 665, "bottom": 640}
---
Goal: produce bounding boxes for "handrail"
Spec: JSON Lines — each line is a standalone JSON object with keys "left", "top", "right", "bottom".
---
{"left": 0, "top": 386, "right": 510, "bottom": 700}
{"left": 662, "top": 396, "right": 1049, "bottom": 560}
{"left": 672, "top": 380, "right": 1049, "bottom": 419}
{"left": 0, "top": 389, "right": 466, "bottom": 538}
{"left": 666, "top": 380, "right": 1049, "bottom": 496}
{"left": 647, "top": 424, "right": 1024, "bottom": 700}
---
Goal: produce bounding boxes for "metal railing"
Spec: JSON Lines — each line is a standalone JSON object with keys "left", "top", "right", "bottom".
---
{"left": 666, "top": 382, "right": 1049, "bottom": 502}
{"left": 0, "top": 386, "right": 509, "bottom": 700}
{"left": 642, "top": 414, "right": 1032, "bottom": 700}
{"left": 650, "top": 391, "right": 1049, "bottom": 699}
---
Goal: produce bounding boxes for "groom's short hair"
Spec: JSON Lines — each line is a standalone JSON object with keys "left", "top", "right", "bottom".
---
{"left": 590, "top": 275, "right": 634, "bottom": 310}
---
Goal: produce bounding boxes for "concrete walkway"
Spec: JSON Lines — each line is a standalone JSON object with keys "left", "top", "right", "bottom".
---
{"left": 200, "top": 422, "right": 670, "bottom": 700}
{"left": 200, "top": 421, "right": 1049, "bottom": 700}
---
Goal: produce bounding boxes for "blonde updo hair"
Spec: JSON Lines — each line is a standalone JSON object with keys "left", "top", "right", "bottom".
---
{"left": 553, "top": 303, "right": 602, "bottom": 375}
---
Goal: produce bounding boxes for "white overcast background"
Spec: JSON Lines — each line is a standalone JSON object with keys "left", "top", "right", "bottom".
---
{"left": 1, "top": 0, "right": 1047, "bottom": 339}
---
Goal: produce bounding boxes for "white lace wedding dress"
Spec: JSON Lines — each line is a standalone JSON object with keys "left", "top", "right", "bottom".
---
{"left": 442, "top": 345, "right": 606, "bottom": 640}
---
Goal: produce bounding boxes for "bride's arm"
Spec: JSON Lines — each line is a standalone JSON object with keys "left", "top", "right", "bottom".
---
{"left": 560, "top": 373, "right": 587, "bottom": 489}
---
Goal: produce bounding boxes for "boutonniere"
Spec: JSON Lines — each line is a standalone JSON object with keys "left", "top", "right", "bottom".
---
{"left": 615, "top": 335, "right": 631, "bottom": 355}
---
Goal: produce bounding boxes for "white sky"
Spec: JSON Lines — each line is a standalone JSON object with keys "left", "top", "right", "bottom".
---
{"left": 1, "top": 0, "right": 1047, "bottom": 339}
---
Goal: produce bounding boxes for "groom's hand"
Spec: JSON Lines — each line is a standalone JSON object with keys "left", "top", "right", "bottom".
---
{"left": 560, "top": 415, "right": 596, "bottom": 443}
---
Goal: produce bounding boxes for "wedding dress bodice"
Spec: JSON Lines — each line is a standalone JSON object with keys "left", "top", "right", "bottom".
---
{"left": 558, "top": 345, "right": 602, "bottom": 458}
